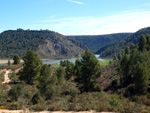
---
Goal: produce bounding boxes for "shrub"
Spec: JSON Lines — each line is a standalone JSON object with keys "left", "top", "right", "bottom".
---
{"left": 125, "top": 85, "right": 135, "bottom": 97}
{"left": 111, "top": 79, "right": 120, "bottom": 88}
{"left": 9, "top": 102, "right": 20, "bottom": 110}
{"left": 142, "top": 110, "right": 149, "bottom": 113}
{"left": 0, "top": 106, "right": 5, "bottom": 109}
{"left": 130, "top": 96, "right": 141, "bottom": 104}
{"left": 31, "top": 91, "right": 43, "bottom": 105}
{"left": 31, "top": 103, "right": 47, "bottom": 111}
{"left": 146, "top": 93, "right": 150, "bottom": 99}
{"left": 109, "top": 94, "right": 120, "bottom": 107}
{"left": 8, "top": 84, "right": 23, "bottom": 101}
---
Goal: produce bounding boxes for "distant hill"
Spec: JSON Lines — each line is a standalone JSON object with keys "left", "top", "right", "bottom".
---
{"left": 96, "top": 27, "right": 150, "bottom": 58}
{"left": 68, "top": 33, "right": 131, "bottom": 53}
{"left": 0, "top": 29, "right": 88, "bottom": 58}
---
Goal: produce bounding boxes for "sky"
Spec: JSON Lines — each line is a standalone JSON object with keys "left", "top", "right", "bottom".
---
{"left": 1, "top": 0, "right": 150, "bottom": 35}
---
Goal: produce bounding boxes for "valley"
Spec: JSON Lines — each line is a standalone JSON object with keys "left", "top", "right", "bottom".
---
{"left": 0, "top": 27, "right": 150, "bottom": 113}
{"left": 1, "top": 0, "right": 150, "bottom": 112}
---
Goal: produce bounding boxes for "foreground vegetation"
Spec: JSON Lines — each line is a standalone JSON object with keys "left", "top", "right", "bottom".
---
{"left": 1, "top": 33, "right": 150, "bottom": 112}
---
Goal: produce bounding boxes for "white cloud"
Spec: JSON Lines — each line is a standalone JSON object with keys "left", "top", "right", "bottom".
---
{"left": 32, "top": 10, "right": 150, "bottom": 35}
{"left": 66, "top": 0, "right": 85, "bottom": 5}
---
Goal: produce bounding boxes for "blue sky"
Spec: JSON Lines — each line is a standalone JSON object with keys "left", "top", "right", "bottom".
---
{"left": 1, "top": 0, "right": 150, "bottom": 35}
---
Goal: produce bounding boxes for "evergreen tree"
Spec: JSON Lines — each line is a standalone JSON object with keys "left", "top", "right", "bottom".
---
{"left": 118, "top": 52, "right": 122, "bottom": 60}
{"left": 133, "top": 61, "right": 150, "bottom": 94}
{"left": 44, "top": 74, "right": 60, "bottom": 100}
{"left": 75, "top": 50, "right": 101, "bottom": 92}
{"left": 145, "top": 34, "right": 150, "bottom": 50}
{"left": 138, "top": 34, "right": 147, "bottom": 51}
{"left": 11, "top": 72, "right": 18, "bottom": 83}
{"left": 146, "top": 34, "right": 150, "bottom": 45}
{"left": 74, "top": 58, "right": 82, "bottom": 76}
{"left": 60, "top": 60, "right": 74, "bottom": 80}
{"left": 38, "top": 64, "right": 51, "bottom": 88}
{"left": 38, "top": 65, "right": 60, "bottom": 100}
{"left": 120, "top": 54, "right": 130, "bottom": 84}
{"left": 32, "top": 91, "right": 43, "bottom": 104}
{"left": 13, "top": 54, "right": 20, "bottom": 65}
{"left": 125, "top": 46, "right": 130, "bottom": 54}
{"left": 20, "top": 50, "right": 42, "bottom": 85}
{"left": 8, "top": 59, "right": 11, "bottom": 65}
{"left": 56, "top": 66, "right": 65, "bottom": 85}
{"left": 113, "top": 54, "right": 117, "bottom": 61}
{"left": 8, "top": 84, "right": 23, "bottom": 101}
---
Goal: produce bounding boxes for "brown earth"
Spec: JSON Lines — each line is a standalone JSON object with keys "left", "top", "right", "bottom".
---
{"left": 0, "top": 110, "right": 115, "bottom": 113}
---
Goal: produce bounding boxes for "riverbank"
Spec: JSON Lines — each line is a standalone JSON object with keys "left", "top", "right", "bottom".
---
{"left": 0, "top": 60, "right": 24, "bottom": 65}
{"left": 0, "top": 55, "right": 104, "bottom": 65}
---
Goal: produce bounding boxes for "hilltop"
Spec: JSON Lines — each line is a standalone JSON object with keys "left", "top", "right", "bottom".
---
{"left": 0, "top": 29, "right": 88, "bottom": 59}
{"left": 68, "top": 33, "right": 131, "bottom": 53}
{"left": 96, "top": 27, "right": 150, "bottom": 58}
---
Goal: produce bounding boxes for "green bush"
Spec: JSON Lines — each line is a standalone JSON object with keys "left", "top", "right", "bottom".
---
{"left": 31, "top": 103, "right": 47, "bottom": 111}
{"left": 130, "top": 96, "right": 141, "bottom": 104}
{"left": 8, "top": 84, "right": 23, "bottom": 101}
{"left": 142, "top": 110, "right": 149, "bottom": 113}
{"left": 31, "top": 91, "right": 43, "bottom": 105}
{"left": 9, "top": 102, "right": 20, "bottom": 110}
{"left": 109, "top": 94, "right": 120, "bottom": 107}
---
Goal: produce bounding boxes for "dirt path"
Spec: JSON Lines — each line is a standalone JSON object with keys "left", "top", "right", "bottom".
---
{"left": 1, "top": 69, "right": 12, "bottom": 84}
{"left": 0, "top": 110, "right": 115, "bottom": 113}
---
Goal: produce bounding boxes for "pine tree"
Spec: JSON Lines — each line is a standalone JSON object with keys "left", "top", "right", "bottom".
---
{"left": 125, "top": 46, "right": 130, "bottom": 54}
{"left": 60, "top": 60, "right": 74, "bottom": 80}
{"left": 113, "top": 54, "right": 117, "bottom": 61}
{"left": 133, "top": 61, "right": 150, "bottom": 94}
{"left": 56, "top": 66, "right": 65, "bottom": 85}
{"left": 74, "top": 58, "right": 82, "bottom": 76}
{"left": 21, "top": 50, "right": 42, "bottom": 85}
{"left": 75, "top": 50, "right": 101, "bottom": 92}
{"left": 13, "top": 54, "right": 20, "bottom": 65}
{"left": 44, "top": 74, "right": 60, "bottom": 100}
{"left": 8, "top": 59, "right": 11, "bottom": 65}
{"left": 138, "top": 35, "right": 147, "bottom": 51}
{"left": 38, "top": 64, "right": 51, "bottom": 88}
{"left": 146, "top": 34, "right": 150, "bottom": 45}
{"left": 118, "top": 52, "right": 122, "bottom": 60}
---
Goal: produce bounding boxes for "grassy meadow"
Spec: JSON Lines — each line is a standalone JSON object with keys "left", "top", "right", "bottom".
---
{"left": 51, "top": 60, "right": 110, "bottom": 67}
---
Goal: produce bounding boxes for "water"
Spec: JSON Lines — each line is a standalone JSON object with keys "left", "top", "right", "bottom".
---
{"left": 0, "top": 54, "right": 103, "bottom": 65}
{"left": 42, "top": 54, "right": 103, "bottom": 65}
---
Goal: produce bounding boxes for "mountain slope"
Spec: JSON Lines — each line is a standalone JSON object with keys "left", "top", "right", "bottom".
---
{"left": 68, "top": 33, "right": 131, "bottom": 53}
{"left": 0, "top": 29, "right": 88, "bottom": 58}
{"left": 96, "top": 27, "right": 150, "bottom": 58}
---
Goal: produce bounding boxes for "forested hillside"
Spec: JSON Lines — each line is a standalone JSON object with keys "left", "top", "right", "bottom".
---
{"left": 96, "top": 27, "right": 150, "bottom": 57}
{"left": 110, "top": 34, "right": 150, "bottom": 96}
{"left": 68, "top": 33, "right": 131, "bottom": 53}
{"left": 0, "top": 29, "right": 88, "bottom": 58}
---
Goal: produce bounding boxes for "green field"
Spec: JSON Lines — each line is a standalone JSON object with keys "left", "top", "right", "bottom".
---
{"left": 52, "top": 60, "right": 110, "bottom": 67}
{"left": 99, "top": 60, "right": 110, "bottom": 66}
{"left": 51, "top": 64, "right": 60, "bottom": 67}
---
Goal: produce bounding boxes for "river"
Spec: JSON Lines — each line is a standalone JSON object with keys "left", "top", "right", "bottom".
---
{"left": 42, "top": 54, "right": 103, "bottom": 65}
{"left": 0, "top": 55, "right": 103, "bottom": 65}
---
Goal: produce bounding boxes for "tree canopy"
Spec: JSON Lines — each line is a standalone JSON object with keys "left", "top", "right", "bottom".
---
{"left": 13, "top": 54, "right": 20, "bottom": 65}
{"left": 20, "top": 50, "right": 42, "bottom": 85}
{"left": 75, "top": 50, "right": 101, "bottom": 92}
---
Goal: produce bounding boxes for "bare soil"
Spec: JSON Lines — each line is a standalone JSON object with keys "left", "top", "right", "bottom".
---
{"left": 0, "top": 110, "right": 115, "bottom": 113}
{"left": 2, "top": 69, "right": 12, "bottom": 84}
